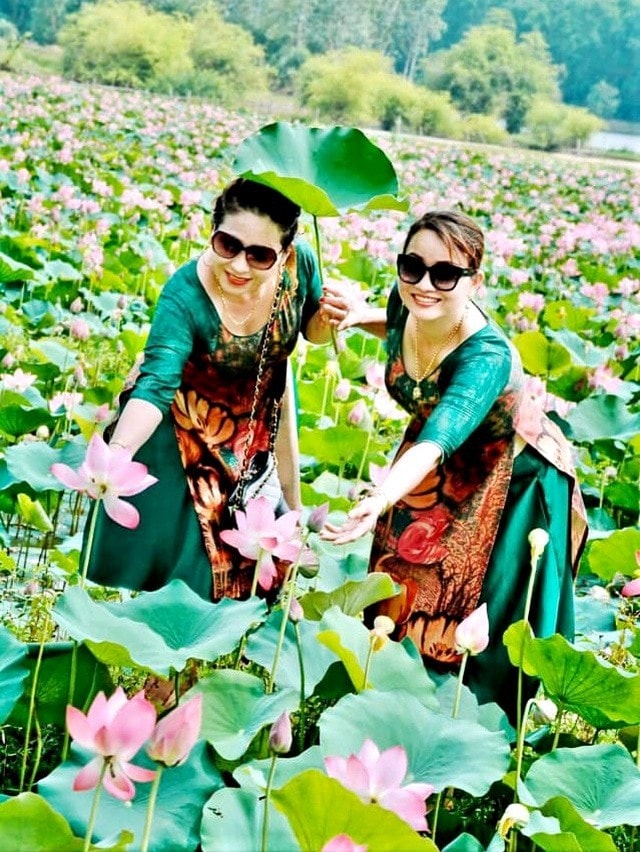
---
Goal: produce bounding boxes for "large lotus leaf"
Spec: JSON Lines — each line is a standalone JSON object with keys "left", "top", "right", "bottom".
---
{"left": 299, "top": 423, "right": 389, "bottom": 466}
{"left": 0, "top": 405, "right": 55, "bottom": 438}
{"left": 519, "top": 745, "right": 640, "bottom": 829}
{"left": 319, "top": 690, "right": 510, "bottom": 795}
{"left": 565, "top": 394, "right": 640, "bottom": 442}
{"left": 244, "top": 609, "right": 335, "bottom": 698}
{"left": 504, "top": 621, "right": 640, "bottom": 727}
{"left": 201, "top": 786, "right": 297, "bottom": 852}
{"left": 17, "top": 493, "right": 54, "bottom": 532}
{"left": 4, "top": 437, "right": 86, "bottom": 492}
{"left": 317, "top": 606, "right": 438, "bottom": 709}
{"left": 523, "top": 796, "right": 617, "bottom": 852}
{"left": 586, "top": 527, "right": 640, "bottom": 582}
{"left": 432, "top": 673, "right": 513, "bottom": 737}
{"left": 233, "top": 122, "right": 406, "bottom": 216}
{"left": 547, "top": 328, "right": 612, "bottom": 368}
{"left": 0, "top": 251, "right": 36, "bottom": 283}
{"left": 441, "top": 835, "right": 486, "bottom": 852}
{"left": 8, "top": 641, "right": 112, "bottom": 728}
{"left": 39, "top": 741, "right": 220, "bottom": 851}
{"left": 30, "top": 339, "right": 78, "bottom": 370}
{"left": 233, "top": 745, "right": 326, "bottom": 793}
{"left": 0, "top": 793, "right": 132, "bottom": 851}
{"left": 197, "top": 669, "right": 298, "bottom": 760}
{"left": 301, "top": 573, "right": 398, "bottom": 620}
{"left": 0, "top": 626, "right": 28, "bottom": 724}
{"left": 512, "top": 331, "right": 571, "bottom": 376}
{"left": 52, "top": 581, "right": 267, "bottom": 676}
{"left": 272, "top": 770, "right": 437, "bottom": 851}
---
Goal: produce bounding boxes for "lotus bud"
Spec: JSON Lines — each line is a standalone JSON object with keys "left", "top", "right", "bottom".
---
{"left": 334, "top": 378, "right": 351, "bottom": 401}
{"left": 306, "top": 503, "right": 329, "bottom": 533}
{"left": 347, "top": 399, "right": 368, "bottom": 426}
{"left": 36, "top": 425, "right": 50, "bottom": 440}
{"left": 288, "top": 596, "right": 304, "bottom": 623}
{"left": 454, "top": 603, "right": 490, "bottom": 656}
{"left": 146, "top": 694, "right": 202, "bottom": 767}
{"left": 531, "top": 698, "right": 558, "bottom": 725}
{"left": 370, "top": 615, "right": 395, "bottom": 651}
{"left": 621, "top": 577, "right": 640, "bottom": 598}
{"left": 268, "top": 711, "right": 292, "bottom": 755}
{"left": 70, "top": 297, "right": 84, "bottom": 313}
{"left": 322, "top": 835, "right": 367, "bottom": 852}
{"left": 497, "top": 803, "right": 530, "bottom": 838}
{"left": 528, "top": 528, "right": 549, "bottom": 562}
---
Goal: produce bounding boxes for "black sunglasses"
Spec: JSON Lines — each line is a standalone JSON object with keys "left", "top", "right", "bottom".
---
{"left": 211, "top": 230, "right": 281, "bottom": 270}
{"left": 397, "top": 254, "right": 476, "bottom": 291}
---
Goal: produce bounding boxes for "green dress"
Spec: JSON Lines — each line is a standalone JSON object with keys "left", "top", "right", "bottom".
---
{"left": 87, "top": 242, "right": 321, "bottom": 601}
{"left": 368, "top": 285, "right": 587, "bottom": 717}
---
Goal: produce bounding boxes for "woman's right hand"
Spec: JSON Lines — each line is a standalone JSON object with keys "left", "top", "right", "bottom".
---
{"left": 320, "top": 491, "right": 388, "bottom": 544}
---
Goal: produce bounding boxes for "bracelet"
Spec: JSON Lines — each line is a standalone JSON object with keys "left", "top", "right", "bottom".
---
{"left": 362, "top": 486, "right": 391, "bottom": 514}
{"left": 109, "top": 440, "right": 128, "bottom": 450}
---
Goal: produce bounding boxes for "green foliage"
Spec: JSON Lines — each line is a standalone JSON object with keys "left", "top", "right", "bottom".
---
{"left": 525, "top": 96, "right": 607, "bottom": 152}
{"left": 460, "top": 113, "right": 510, "bottom": 144}
{"left": 586, "top": 80, "right": 621, "bottom": 119}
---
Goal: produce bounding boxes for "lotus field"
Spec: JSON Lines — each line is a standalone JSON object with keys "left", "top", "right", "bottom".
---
{"left": 1, "top": 72, "right": 640, "bottom": 851}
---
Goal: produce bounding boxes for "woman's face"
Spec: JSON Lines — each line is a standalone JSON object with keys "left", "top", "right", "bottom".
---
{"left": 398, "top": 227, "right": 480, "bottom": 323}
{"left": 210, "top": 210, "right": 289, "bottom": 296}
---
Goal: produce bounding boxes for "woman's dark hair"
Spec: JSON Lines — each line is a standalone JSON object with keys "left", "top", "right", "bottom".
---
{"left": 403, "top": 209, "right": 484, "bottom": 269}
{"left": 212, "top": 178, "right": 301, "bottom": 249}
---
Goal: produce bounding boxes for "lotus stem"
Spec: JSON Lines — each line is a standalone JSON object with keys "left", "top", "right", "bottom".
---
{"left": 140, "top": 765, "right": 164, "bottom": 852}
{"left": 83, "top": 761, "right": 107, "bottom": 852}
{"left": 19, "top": 635, "right": 47, "bottom": 792}
{"left": 79, "top": 503, "right": 98, "bottom": 589}
{"left": 362, "top": 636, "right": 376, "bottom": 692}
{"left": 312, "top": 215, "right": 341, "bottom": 367}
{"left": 250, "top": 547, "right": 266, "bottom": 598}
{"left": 293, "top": 621, "right": 306, "bottom": 751}
{"left": 514, "top": 698, "right": 537, "bottom": 802}
{"left": 261, "top": 754, "right": 278, "bottom": 852}
{"left": 452, "top": 650, "right": 469, "bottom": 719}
{"left": 267, "top": 554, "right": 304, "bottom": 694}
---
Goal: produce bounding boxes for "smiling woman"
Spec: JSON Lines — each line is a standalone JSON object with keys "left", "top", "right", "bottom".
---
{"left": 85, "top": 178, "right": 350, "bottom": 601}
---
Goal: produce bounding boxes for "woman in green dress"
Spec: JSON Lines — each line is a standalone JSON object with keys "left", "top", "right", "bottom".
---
{"left": 88, "top": 178, "right": 350, "bottom": 601}
{"left": 322, "top": 209, "right": 587, "bottom": 717}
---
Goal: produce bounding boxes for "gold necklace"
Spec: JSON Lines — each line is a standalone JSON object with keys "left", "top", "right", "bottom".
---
{"left": 213, "top": 273, "right": 258, "bottom": 328}
{"left": 412, "top": 305, "right": 467, "bottom": 401}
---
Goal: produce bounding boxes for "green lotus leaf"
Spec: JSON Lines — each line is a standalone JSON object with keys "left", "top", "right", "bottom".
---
{"left": 504, "top": 621, "right": 640, "bottom": 727}
{"left": 272, "top": 770, "right": 437, "bottom": 851}
{"left": 317, "top": 606, "right": 438, "bottom": 708}
{"left": 546, "top": 328, "right": 612, "bottom": 368}
{"left": 201, "top": 786, "right": 297, "bottom": 852}
{"left": 512, "top": 330, "right": 572, "bottom": 375}
{"left": 4, "top": 438, "right": 86, "bottom": 493}
{"left": 197, "top": 669, "right": 298, "bottom": 760}
{"left": 39, "top": 742, "right": 220, "bottom": 850}
{"left": 244, "top": 609, "right": 335, "bottom": 697}
{"left": 0, "top": 625, "right": 29, "bottom": 724}
{"left": 53, "top": 581, "right": 267, "bottom": 676}
{"left": 0, "top": 405, "right": 55, "bottom": 438}
{"left": 301, "top": 573, "right": 398, "bottom": 620}
{"left": 319, "top": 690, "right": 510, "bottom": 795}
{"left": 0, "top": 251, "right": 36, "bottom": 283}
{"left": 441, "top": 834, "right": 487, "bottom": 852}
{"left": 233, "top": 745, "right": 326, "bottom": 794}
{"left": 586, "top": 527, "right": 640, "bottom": 582}
{"left": 0, "top": 793, "right": 132, "bottom": 851}
{"left": 523, "top": 796, "right": 617, "bottom": 851}
{"left": 16, "top": 493, "right": 54, "bottom": 532}
{"left": 565, "top": 394, "right": 640, "bottom": 442}
{"left": 519, "top": 745, "right": 640, "bottom": 829}
{"left": 233, "top": 122, "right": 407, "bottom": 216}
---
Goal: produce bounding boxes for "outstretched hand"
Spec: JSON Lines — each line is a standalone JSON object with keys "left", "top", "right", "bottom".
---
{"left": 319, "top": 279, "right": 365, "bottom": 331}
{"left": 320, "top": 492, "right": 388, "bottom": 545}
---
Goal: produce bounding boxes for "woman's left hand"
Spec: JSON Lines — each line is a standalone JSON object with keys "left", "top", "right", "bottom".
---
{"left": 319, "top": 280, "right": 360, "bottom": 330}
{"left": 320, "top": 492, "right": 387, "bottom": 544}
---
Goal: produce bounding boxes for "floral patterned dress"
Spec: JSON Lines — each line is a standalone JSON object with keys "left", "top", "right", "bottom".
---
{"left": 87, "top": 242, "right": 321, "bottom": 600}
{"left": 368, "top": 286, "right": 587, "bottom": 713}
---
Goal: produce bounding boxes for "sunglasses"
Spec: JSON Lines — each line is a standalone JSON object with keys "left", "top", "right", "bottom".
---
{"left": 397, "top": 254, "right": 476, "bottom": 291}
{"left": 211, "top": 230, "right": 281, "bottom": 270}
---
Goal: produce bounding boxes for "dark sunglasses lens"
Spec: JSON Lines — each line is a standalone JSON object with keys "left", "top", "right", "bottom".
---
{"left": 212, "top": 231, "right": 242, "bottom": 259}
{"left": 430, "top": 263, "right": 461, "bottom": 291}
{"left": 245, "top": 246, "right": 278, "bottom": 270}
{"left": 397, "top": 254, "right": 425, "bottom": 284}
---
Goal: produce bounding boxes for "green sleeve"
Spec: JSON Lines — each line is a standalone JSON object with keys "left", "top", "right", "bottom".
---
{"left": 417, "top": 333, "right": 512, "bottom": 458}
{"left": 295, "top": 239, "right": 323, "bottom": 336}
{"left": 129, "top": 270, "right": 201, "bottom": 413}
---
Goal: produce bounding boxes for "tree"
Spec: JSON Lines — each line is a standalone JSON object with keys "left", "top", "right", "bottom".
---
{"left": 586, "top": 81, "right": 620, "bottom": 120}
{"left": 523, "top": 98, "right": 603, "bottom": 151}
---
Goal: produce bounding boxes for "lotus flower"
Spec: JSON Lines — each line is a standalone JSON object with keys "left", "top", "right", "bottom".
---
{"left": 66, "top": 687, "right": 157, "bottom": 801}
{"left": 497, "top": 803, "right": 530, "bottom": 838}
{"left": 322, "top": 835, "right": 367, "bottom": 852}
{"left": 51, "top": 433, "right": 157, "bottom": 529}
{"left": 454, "top": 603, "right": 490, "bottom": 656}
{"left": 621, "top": 577, "right": 640, "bottom": 597}
{"left": 146, "top": 694, "right": 203, "bottom": 767}
{"left": 220, "top": 496, "right": 302, "bottom": 591}
{"left": 528, "top": 528, "right": 549, "bottom": 562}
{"left": 268, "top": 711, "right": 292, "bottom": 755}
{"left": 324, "top": 739, "right": 434, "bottom": 831}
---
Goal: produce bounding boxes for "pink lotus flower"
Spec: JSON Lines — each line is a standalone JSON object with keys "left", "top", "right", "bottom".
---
{"left": 322, "top": 835, "right": 367, "bottom": 852}
{"left": 324, "top": 739, "right": 434, "bottom": 831}
{"left": 146, "top": 694, "right": 203, "bottom": 767}
{"left": 268, "top": 711, "right": 292, "bottom": 755}
{"left": 454, "top": 603, "right": 490, "bottom": 656}
{"left": 66, "top": 687, "right": 157, "bottom": 801}
{"left": 220, "top": 496, "right": 302, "bottom": 591}
{"left": 51, "top": 433, "right": 157, "bottom": 529}
{"left": 621, "top": 577, "right": 640, "bottom": 597}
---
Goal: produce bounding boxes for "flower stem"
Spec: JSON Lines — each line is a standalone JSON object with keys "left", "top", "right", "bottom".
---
{"left": 312, "top": 215, "right": 341, "bottom": 367}
{"left": 19, "top": 634, "right": 47, "bottom": 792}
{"left": 261, "top": 754, "right": 278, "bottom": 852}
{"left": 452, "top": 651, "right": 469, "bottom": 719}
{"left": 516, "top": 552, "right": 540, "bottom": 736}
{"left": 140, "top": 764, "right": 164, "bottom": 852}
{"left": 514, "top": 698, "right": 536, "bottom": 801}
{"left": 79, "top": 502, "right": 98, "bottom": 589}
{"left": 293, "top": 621, "right": 306, "bottom": 751}
{"left": 60, "top": 639, "right": 79, "bottom": 762}
{"left": 551, "top": 709, "right": 564, "bottom": 750}
{"left": 83, "top": 761, "right": 107, "bottom": 852}
{"left": 361, "top": 637, "right": 375, "bottom": 692}
{"left": 266, "top": 556, "right": 303, "bottom": 694}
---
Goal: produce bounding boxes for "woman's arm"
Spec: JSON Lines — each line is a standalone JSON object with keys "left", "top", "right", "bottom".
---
{"left": 109, "top": 398, "right": 163, "bottom": 455}
{"left": 274, "top": 362, "right": 302, "bottom": 511}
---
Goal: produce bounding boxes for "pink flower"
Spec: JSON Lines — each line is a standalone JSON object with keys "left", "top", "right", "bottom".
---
{"left": 70, "top": 318, "right": 90, "bottom": 341}
{"left": 66, "top": 687, "right": 157, "bottom": 801}
{"left": 146, "top": 694, "right": 202, "bottom": 767}
{"left": 454, "top": 603, "right": 490, "bottom": 656}
{"left": 334, "top": 378, "right": 351, "bottom": 402}
{"left": 1, "top": 368, "right": 37, "bottom": 392}
{"left": 324, "top": 739, "right": 434, "bottom": 831}
{"left": 51, "top": 433, "right": 157, "bottom": 529}
{"left": 365, "top": 362, "right": 385, "bottom": 390}
{"left": 621, "top": 577, "right": 640, "bottom": 597}
{"left": 288, "top": 596, "right": 304, "bottom": 623}
{"left": 268, "top": 711, "right": 292, "bottom": 755}
{"left": 220, "top": 497, "right": 302, "bottom": 591}
{"left": 348, "top": 399, "right": 369, "bottom": 426}
{"left": 306, "top": 503, "right": 329, "bottom": 533}
{"left": 322, "top": 836, "right": 367, "bottom": 852}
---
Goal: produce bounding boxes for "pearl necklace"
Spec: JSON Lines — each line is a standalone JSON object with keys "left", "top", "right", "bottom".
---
{"left": 412, "top": 305, "right": 467, "bottom": 401}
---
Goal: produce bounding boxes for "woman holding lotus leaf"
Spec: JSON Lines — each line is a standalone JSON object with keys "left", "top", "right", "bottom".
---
{"left": 322, "top": 209, "right": 588, "bottom": 717}
{"left": 87, "top": 177, "right": 351, "bottom": 601}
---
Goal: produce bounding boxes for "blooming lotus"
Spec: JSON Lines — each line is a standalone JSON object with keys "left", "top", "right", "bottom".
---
{"left": 324, "top": 739, "right": 434, "bottom": 831}
{"left": 220, "top": 496, "right": 302, "bottom": 591}
{"left": 146, "top": 694, "right": 202, "bottom": 767}
{"left": 454, "top": 603, "right": 490, "bottom": 656}
{"left": 51, "top": 433, "right": 157, "bottom": 529}
{"left": 322, "top": 836, "right": 367, "bottom": 852}
{"left": 66, "top": 687, "right": 157, "bottom": 801}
